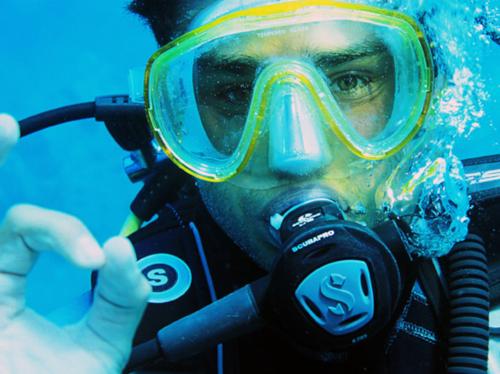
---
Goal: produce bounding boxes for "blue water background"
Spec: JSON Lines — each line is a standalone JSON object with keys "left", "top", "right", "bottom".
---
{"left": 0, "top": 0, "right": 157, "bottom": 315}
{"left": 0, "top": 1, "right": 498, "bottom": 315}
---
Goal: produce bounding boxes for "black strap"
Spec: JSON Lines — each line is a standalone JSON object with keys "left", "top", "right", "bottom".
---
{"left": 416, "top": 259, "right": 448, "bottom": 330}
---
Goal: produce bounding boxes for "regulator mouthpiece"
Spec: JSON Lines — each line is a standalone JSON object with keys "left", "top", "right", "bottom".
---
{"left": 269, "top": 197, "right": 345, "bottom": 246}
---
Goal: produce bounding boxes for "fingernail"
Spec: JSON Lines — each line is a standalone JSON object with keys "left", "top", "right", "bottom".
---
{"left": 74, "top": 236, "right": 106, "bottom": 268}
{"left": 0, "top": 114, "right": 20, "bottom": 164}
{"left": 0, "top": 114, "right": 20, "bottom": 141}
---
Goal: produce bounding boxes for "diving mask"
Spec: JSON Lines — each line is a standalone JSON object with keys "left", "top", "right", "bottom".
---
{"left": 144, "top": 1, "right": 434, "bottom": 182}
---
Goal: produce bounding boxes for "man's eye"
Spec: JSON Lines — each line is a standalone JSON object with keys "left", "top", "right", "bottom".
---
{"left": 337, "top": 74, "right": 368, "bottom": 91}
{"left": 329, "top": 73, "right": 376, "bottom": 100}
{"left": 217, "top": 83, "right": 253, "bottom": 106}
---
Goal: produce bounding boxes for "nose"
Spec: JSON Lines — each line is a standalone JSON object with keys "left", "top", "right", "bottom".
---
{"left": 268, "top": 81, "right": 333, "bottom": 176}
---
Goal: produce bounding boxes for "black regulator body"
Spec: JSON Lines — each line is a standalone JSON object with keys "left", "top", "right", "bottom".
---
{"left": 263, "top": 197, "right": 413, "bottom": 352}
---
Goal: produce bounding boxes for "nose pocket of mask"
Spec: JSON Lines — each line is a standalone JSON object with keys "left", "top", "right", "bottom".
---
{"left": 267, "top": 79, "right": 333, "bottom": 176}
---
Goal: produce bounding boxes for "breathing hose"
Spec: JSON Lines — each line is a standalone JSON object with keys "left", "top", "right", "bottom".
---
{"left": 446, "top": 233, "right": 490, "bottom": 373}
{"left": 18, "top": 95, "right": 148, "bottom": 146}
{"left": 19, "top": 102, "right": 96, "bottom": 137}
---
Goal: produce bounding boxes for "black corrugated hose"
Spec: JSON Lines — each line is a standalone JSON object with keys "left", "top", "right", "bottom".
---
{"left": 446, "top": 234, "right": 490, "bottom": 373}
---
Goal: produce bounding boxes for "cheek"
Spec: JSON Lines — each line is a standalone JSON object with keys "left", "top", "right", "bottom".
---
{"left": 345, "top": 81, "right": 396, "bottom": 139}
{"left": 198, "top": 105, "right": 247, "bottom": 155}
{"left": 198, "top": 181, "right": 279, "bottom": 269}
{"left": 198, "top": 181, "right": 264, "bottom": 232}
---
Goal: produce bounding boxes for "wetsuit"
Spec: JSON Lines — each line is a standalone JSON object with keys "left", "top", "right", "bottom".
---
{"left": 123, "top": 195, "right": 459, "bottom": 373}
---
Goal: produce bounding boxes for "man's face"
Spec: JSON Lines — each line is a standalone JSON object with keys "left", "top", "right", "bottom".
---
{"left": 187, "top": 0, "right": 400, "bottom": 269}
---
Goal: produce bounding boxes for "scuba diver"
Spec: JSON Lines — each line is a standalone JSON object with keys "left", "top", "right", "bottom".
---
{"left": 0, "top": 0, "right": 499, "bottom": 373}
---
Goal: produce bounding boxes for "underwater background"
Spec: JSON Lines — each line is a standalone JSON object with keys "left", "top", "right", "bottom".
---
{"left": 0, "top": 0, "right": 498, "bottom": 316}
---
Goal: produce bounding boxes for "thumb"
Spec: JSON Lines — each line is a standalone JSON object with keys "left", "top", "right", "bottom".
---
{"left": 74, "top": 237, "right": 151, "bottom": 366}
{"left": 0, "top": 114, "right": 20, "bottom": 165}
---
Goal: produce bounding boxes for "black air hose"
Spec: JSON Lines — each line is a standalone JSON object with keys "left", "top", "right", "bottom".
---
{"left": 446, "top": 234, "right": 490, "bottom": 374}
{"left": 19, "top": 102, "right": 96, "bottom": 137}
{"left": 18, "top": 95, "right": 148, "bottom": 148}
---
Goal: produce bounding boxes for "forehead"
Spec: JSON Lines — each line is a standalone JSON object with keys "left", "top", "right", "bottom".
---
{"left": 207, "top": 22, "right": 376, "bottom": 60}
{"left": 188, "top": 2, "right": 385, "bottom": 62}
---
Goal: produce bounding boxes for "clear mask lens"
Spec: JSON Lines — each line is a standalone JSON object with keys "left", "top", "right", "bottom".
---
{"left": 147, "top": 5, "right": 432, "bottom": 182}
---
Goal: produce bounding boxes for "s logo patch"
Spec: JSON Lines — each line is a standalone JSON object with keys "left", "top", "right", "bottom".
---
{"left": 145, "top": 267, "right": 169, "bottom": 287}
{"left": 138, "top": 254, "right": 192, "bottom": 304}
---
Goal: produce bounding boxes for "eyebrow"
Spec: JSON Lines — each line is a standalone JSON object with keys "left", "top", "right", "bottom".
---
{"left": 197, "top": 39, "right": 389, "bottom": 75}
{"left": 197, "top": 55, "right": 258, "bottom": 76}
{"left": 313, "top": 40, "right": 389, "bottom": 67}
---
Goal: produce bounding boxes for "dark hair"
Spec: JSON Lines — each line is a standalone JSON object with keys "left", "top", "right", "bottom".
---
{"left": 128, "top": 0, "right": 191, "bottom": 46}
{"left": 130, "top": 1, "right": 499, "bottom": 49}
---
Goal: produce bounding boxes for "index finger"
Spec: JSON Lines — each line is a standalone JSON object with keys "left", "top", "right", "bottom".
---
{"left": 0, "top": 205, "right": 106, "bottom": 324}
{"left": 0, "top": 205, "right": 106, "bottom": 274}
{"left": 0, "top": 114, "right": 20, "bottom": 165}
